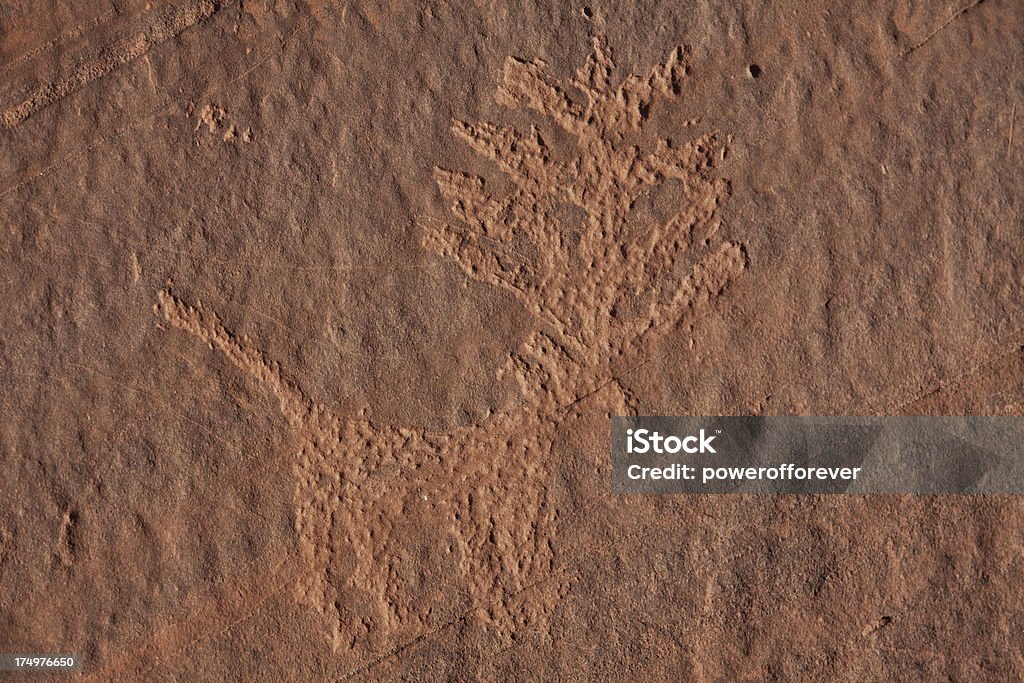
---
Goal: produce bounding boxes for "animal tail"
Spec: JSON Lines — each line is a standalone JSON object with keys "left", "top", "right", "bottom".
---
{"left": 155, "top": 288, "right": 310, "bottom": 427}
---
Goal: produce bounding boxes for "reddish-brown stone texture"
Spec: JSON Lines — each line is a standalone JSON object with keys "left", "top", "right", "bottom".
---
{"left": 1, "top": 1, "right": 1022, "bottom": 679}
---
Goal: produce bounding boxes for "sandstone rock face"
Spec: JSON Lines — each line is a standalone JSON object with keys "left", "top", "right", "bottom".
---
{"left": 1, "top": 1, "right": 1022, "bottom": 679}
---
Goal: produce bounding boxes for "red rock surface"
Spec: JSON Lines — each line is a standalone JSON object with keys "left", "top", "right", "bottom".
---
{"left": 1, "top": 1, "right": 1022, "bottom": 679}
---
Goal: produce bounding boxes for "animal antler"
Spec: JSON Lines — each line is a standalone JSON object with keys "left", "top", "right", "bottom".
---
{"left": 423, "top": 37, "right": 745, "bottom": 365}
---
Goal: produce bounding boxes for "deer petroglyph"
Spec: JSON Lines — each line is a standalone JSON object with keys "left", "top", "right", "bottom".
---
{"left": 156, "top": 35, "right": 746, "bottom": 653}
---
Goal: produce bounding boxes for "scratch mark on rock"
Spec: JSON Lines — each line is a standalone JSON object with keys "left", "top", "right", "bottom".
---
{"left": 1009, "top": 102, "right": 1016, "bottom": 156}
{"left": 902, "top": 0, "right": 989, "bottom": 58}
{"left": 0, "top": 7, "right": 119, "bottom": 76}
{"left": 87, "top": 555, "right": 300, "bottom": 682}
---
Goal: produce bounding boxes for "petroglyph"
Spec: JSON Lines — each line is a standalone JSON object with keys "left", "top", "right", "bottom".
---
{"left": 193, "top": 104, "right": 254, "bottom": 145}
{"left": 157, "top": 36, "right": 745, "bottom": 654}
{"left": 424, "top": 35, "right": 747, "bottom": 407}
{"left": 2, "top": 1, "right": 226, "bottom": 128}
{"left": 157, "top": 290, "right": 568, "bottom": 652}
